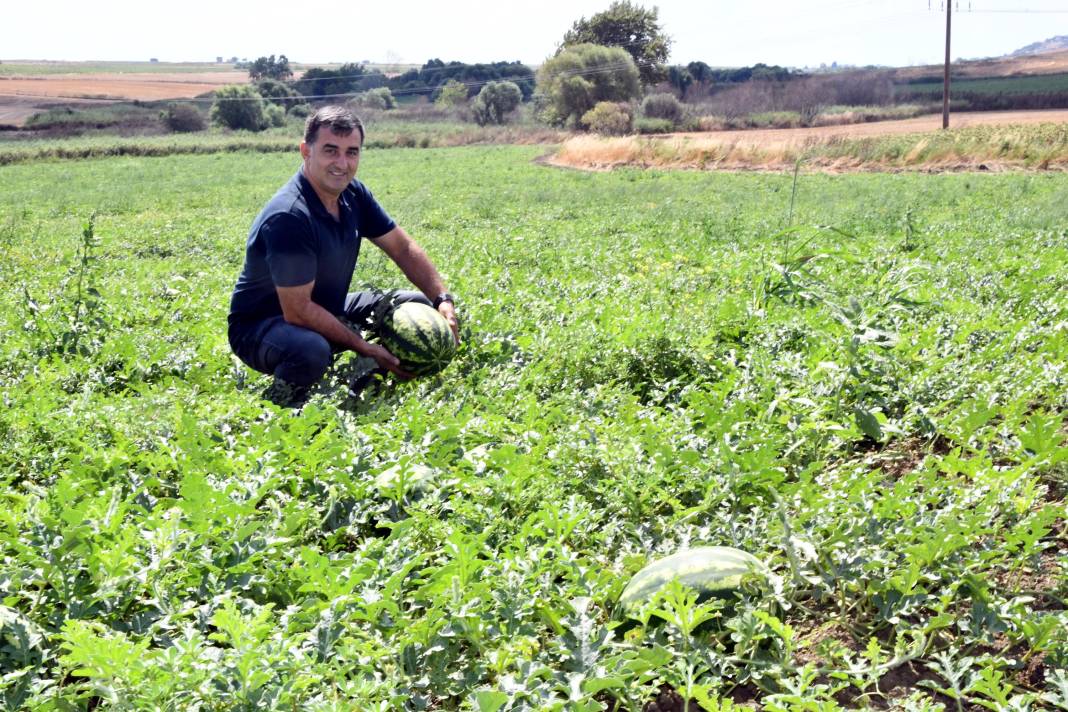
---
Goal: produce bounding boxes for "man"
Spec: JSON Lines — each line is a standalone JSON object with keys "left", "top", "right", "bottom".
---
{"left": 228, "top": 105, "right": 458, "bottom": 406}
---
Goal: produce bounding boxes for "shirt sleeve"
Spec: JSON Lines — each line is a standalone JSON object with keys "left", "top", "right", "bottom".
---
{"left": 261, "top": 212, "right": 318, "bottom": 287}
{"left": 354, "top": 183, "right": 397, "bottom": 239}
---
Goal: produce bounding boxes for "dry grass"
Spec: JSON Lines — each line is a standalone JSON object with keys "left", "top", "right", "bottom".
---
{"left": 552, "top": 112, "right": 1068, "bottom": 172}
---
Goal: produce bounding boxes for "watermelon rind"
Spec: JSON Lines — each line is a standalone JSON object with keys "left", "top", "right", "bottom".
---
{"left": 378, "top": 302, "right": 456, "bottom": 376}
{"left": 619, "top": 546, "right": 766, "bottom": 612}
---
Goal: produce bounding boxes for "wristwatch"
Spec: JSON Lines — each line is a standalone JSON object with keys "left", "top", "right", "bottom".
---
{"left": 432, "top": 292, "right": 455, "bottom": 309}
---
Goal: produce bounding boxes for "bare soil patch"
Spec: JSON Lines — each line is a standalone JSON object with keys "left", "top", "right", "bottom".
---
{"left": 0, "top": 73, "right": 244, "bottom": 101}
{"left": 0, "top": 72, "right": 247, "bottom": 126}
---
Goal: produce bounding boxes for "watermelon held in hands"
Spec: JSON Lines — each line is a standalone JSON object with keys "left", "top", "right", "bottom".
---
{"left": 619, "top": 546, "right": 766, "bottom": 614}
{"left": 377, "top": 301, "right": 456, "bottom": 376}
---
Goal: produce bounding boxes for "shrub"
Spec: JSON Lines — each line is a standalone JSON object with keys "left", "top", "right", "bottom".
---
{"left": 353, "top": 87, "right": 396, "bottom": 110}
{"left": 472, "top": 81, "right": 523, "bottom": 126}
{"left": 161, "top": 103, "right": 207, "bottom": 133}
{"left": 210, "top": 85, "right": 268, "bottom": 131}
{"left": 436, "top": 79, "right": 469, "bottom": 108}
{"left": 641, "top": 92, "right": 683, "bottom": 123}
{"left": 254, "top": 79, "right": 302, "bottom": 110}
{"left": 581, "top": 101, "right": 633, "bottom": 136}
{"left": 288, "top": 103, "right": 312, "bottom": 118}
{"left": 634, "top": 117, "right": 674, "bottom": 134}
{"left": 264, "top": 103, "right": 286, "bottom": 128}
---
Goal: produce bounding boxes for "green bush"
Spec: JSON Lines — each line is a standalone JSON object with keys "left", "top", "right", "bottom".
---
{"left": 634, "top": 117, "right": 674, "bottom": 134}
{"left": 210, "top": 85, "right": 268, "bottom": 131}
{"left": 288, "top": 103, "right": 312, "bottom": 118}
{"left": 435, "top": 79, "right": 469, "bottom": 108}
{"left": 353, "top": 87, "right": 396, "bottom": 110}
{"left": 581, "top": 101, "right": 633, "bottom": 135}
{"left": 472, "top": 81, "right": 522, "bottom": 126}
{"left": 641, "top": 92, "right": 683, "bottom": 123}
{"left": 254, "top": 79, "right": 302, "bottom": 110}
{"left": 161, "top": 103, "right": 207, "bottom": 133}
{"left": 264, "top": 103, "right": 286, "bottom": 128}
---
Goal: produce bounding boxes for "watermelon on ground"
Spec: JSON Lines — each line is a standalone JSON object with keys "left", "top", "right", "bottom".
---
{"left": 377, "top": 301, "right": 456, "bottom": 376}
{"left": 619, "top": 546, "right": 766, "bottom": 613}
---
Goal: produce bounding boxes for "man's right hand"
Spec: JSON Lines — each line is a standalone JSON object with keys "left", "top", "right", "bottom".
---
{"left": 363, "top": 343, "right": 414, "bottom": 380}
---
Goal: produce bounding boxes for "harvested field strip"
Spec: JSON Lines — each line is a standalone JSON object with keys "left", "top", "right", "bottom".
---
{"left": 553, "top": 121, "right": 1068, "bottom": 172}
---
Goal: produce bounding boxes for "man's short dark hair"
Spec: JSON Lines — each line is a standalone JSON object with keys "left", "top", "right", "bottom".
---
{"left": 304, "top": 105, "right": 365, "bottom": 145}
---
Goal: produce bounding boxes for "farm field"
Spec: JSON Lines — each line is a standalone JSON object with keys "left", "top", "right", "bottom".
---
{"left": 0, "top": 146, "right": 1065, "bottom": 709}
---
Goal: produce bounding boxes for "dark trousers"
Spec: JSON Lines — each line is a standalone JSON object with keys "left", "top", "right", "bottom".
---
{"left": 229, "top": 290, "right": 431, "bottom": 387}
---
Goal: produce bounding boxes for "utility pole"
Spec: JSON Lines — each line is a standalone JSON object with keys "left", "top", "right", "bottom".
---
{"left": 943, "top": 0, "right": 952, "bottom": 129}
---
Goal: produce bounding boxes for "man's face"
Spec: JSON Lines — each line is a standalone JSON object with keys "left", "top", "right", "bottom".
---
{"left": 300, "top": 126, "right": 362, "bottom": 199}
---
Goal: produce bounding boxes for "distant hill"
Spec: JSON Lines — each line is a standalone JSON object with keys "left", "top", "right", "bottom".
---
{"left": 1012, "top": 36, "right": 1068, "bottom": 57}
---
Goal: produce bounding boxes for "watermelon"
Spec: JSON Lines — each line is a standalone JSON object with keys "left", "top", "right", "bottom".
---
{"left": 619, "top": 546, "right": 765, "bottom": 612}
{"left": 377, "top": 301, "right": 456, "bottom": 376}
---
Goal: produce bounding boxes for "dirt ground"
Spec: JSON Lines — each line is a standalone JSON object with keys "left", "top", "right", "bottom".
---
{"left": 0, "top": 72, "right": 247, "bottom": 125}
{"left": 664, "top": 109, "right": 1068, "bottom": 151}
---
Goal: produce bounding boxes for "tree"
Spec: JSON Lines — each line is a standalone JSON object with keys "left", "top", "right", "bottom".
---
{"left": 667, "top": 65, "right": 693, "bottom": 97}
{"left": 435, "top": 79, "right": 469, "bottom": 107}
{"left": 561, "top": 1, "right": 671, "bottom": 85}
{"left": 248, "top": 54, "right": 292, "bottom": 81}
{"left": 210, "top": 85, "right": 268, "bottom": 131}
{"left": 471, "top": 81, "right": 522, "bottom": 125}
{"left": 254, "top": 79, "right": 301, "bottom": 111}
{"left": 536, "top": 44, "right": 641, "bottom": 127}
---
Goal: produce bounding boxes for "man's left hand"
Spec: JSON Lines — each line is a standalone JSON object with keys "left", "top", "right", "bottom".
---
{"left": 438, "top": 302, "right": 460, "bottom": 344}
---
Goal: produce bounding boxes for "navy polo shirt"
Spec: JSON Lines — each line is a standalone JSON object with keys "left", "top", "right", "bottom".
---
{"left": 228, "top": 170, "right": 396, "bottom": 329}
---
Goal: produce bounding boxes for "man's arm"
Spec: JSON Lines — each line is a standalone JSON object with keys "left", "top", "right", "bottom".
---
{"left": 276, "top": 281, "right": 409, "bottom": 377}
{"left": 371, "top": 226, "right": 459, "bottom": 342}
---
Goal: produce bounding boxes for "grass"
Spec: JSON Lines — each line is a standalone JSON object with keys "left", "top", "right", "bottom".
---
{"left": 0, "top": 115, "right": 566, "bottom": 165}
{"left": 0, "top": 146, "right": 1064, "bottom": 709}
{"left": 556, "top": 122, "right": 1068, "bottom": 172}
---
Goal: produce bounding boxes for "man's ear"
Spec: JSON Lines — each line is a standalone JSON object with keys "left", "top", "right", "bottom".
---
{"left": 299, "top": 141, "right": 310, "bottom": 160}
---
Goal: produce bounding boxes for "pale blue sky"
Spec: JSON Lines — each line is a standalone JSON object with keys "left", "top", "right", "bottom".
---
{"left": 3, "top": 0, "right": 1067, "bottom": 68}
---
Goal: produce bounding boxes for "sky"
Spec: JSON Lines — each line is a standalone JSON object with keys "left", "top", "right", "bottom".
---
{"left": 3, "top": 0, "right": 1068, "bottom": 69}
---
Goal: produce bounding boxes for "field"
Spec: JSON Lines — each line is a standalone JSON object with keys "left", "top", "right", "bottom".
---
{"left": 554, "top": 116, "right": 1068, "bottom": 172}
{"left": 0, "top": 146, "right": 1065, "bottom": 710}
{"left": 903, "top": 73, "right": 1068, "bottom": 97}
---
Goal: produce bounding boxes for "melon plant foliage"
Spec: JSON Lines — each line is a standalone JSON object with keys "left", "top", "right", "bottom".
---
{"left": 0, "top": 145, "right": 1065, "bottom": 710}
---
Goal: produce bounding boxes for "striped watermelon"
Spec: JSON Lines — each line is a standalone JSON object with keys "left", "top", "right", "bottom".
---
{"left": 619, "top": 546, "right": 765, "bottom": 612}
{"left": 377, "top": 302, "right": 456, "bottom": 376}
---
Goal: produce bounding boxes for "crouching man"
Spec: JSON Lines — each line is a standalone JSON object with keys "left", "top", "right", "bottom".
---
{"left": 228, "top": 105, "right": 458, "bottom": 406}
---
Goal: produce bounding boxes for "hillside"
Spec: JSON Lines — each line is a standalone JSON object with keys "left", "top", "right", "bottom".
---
{"left": 893, "top": 47, "right": 1068, "bottom": 80}
{"left": 1013, "top": 35, "right": 1068, "bottom": 57}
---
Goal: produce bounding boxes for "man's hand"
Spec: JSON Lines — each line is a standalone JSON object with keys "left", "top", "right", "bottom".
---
{"left": 438, "top": 302, "right": 460, "bottom": 344}
{"left": 364, "top": 343, "right": 414, "bottom": 380}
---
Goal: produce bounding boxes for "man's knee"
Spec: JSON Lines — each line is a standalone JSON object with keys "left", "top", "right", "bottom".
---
{"left": 276, "top": 331, "right": 332, "bottom": 386}
{"left": 393, "top": 290, "right": 432, "bottom": 307}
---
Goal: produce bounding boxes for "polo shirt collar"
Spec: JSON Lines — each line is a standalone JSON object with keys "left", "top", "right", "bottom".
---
{"left": 296, "top": 169, "right": 349, "bottom": 223}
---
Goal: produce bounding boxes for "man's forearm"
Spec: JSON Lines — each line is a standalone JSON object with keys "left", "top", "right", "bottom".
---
{"left": 390, "top": 236, "right": 447, "bottom": 298}
{"left": 286, "top": 302, "right": 371, "bottom": 355}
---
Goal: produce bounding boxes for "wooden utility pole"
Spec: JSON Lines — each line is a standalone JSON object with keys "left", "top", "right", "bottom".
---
{"left": 943, "top": 0, "right": 952, "bottom": 129}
